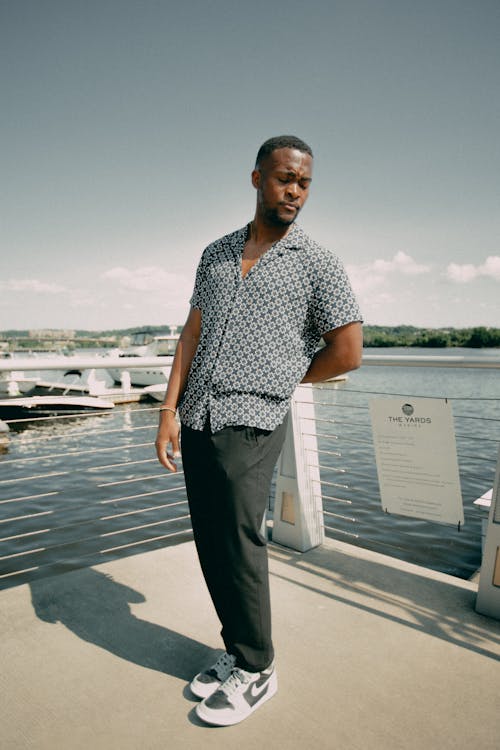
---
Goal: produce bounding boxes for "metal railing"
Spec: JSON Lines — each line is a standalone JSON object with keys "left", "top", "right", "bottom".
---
{"left": 303, "top": 353, "right": 500, "bottom": 578}
{"left": 1, "top": 353, "right": 499, "bottom": 587}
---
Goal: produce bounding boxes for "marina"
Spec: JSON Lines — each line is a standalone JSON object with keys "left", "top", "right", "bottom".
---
{"left": 0, "top": 348, "right": 499, "bottom": 582}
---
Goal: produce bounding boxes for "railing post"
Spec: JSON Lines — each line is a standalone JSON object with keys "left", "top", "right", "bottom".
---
{"left": 272, "top": 385, "right": 324, "bottom": 551}
{"left": 476, "top": 444, "right": 500, "bottom": 620}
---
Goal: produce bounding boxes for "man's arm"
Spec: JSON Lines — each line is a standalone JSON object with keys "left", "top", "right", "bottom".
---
{"left": 301, "top": 321, "right": 363, "bottom": 383}
{"left": 155, "top": 306, "right": 201, "bottom": 472}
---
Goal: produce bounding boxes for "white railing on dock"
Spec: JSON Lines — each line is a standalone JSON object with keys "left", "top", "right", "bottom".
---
{"left": 1, "top": 354, "right": 499, "bottom": 590}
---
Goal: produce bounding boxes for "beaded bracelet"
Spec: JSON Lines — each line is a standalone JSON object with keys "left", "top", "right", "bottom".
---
{"left": 158, "top": 405, "right": 177, "bottom": 415}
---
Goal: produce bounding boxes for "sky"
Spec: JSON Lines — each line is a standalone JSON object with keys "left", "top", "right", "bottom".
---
{"left": 1, "top": 0, "right": 499, "bottom": 331}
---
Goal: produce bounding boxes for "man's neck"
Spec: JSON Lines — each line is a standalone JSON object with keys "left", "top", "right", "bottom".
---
{"left": 248, "top": 217, "right": 293, "bottom": 247}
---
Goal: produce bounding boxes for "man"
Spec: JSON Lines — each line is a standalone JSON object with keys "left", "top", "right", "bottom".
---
{"left": 155, "top": 135, "right": 362, "bottom": 726}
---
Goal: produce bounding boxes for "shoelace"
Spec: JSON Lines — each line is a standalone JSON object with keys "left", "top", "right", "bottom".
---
{"left": 219, "top": 668, "right": 251, "bottom": 697}
{"left": 212, "top": 652, "right": 236, "bottom": 680}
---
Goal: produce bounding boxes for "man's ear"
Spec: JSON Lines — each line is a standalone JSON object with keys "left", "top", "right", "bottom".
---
{"left": 251, "top": 168, "right": 260, "bottom": 189}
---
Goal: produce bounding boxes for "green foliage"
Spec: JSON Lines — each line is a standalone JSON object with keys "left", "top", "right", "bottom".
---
{"left": 2, "top": 325, "right": 499, "bottom": 349}
{"left": 362, "top": 326, "right": 500, "bottom": 348}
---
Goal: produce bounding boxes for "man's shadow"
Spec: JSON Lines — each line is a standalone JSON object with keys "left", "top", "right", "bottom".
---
{"left": 29, "top": 567, "right": 216, "bottom": 683}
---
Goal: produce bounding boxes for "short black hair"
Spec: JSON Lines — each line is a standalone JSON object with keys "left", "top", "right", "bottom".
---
{"left": 255, "top": 135, "right": 313, "bottom": 168}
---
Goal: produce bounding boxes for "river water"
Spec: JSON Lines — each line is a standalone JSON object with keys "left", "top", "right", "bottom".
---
{"left": 0, "top": 347, "right": 498, "bottom": 588}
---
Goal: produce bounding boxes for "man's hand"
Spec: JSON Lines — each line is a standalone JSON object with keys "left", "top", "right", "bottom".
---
{"left": 155, "top": 413, "right": 181, "bottom": 472}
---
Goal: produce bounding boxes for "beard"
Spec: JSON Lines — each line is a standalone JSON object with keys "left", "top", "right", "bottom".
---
{"left": 261, "top": 203, "right": 300, "bottom": 227}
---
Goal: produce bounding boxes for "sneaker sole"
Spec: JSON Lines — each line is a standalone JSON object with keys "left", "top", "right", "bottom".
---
{"left": 195, "top": 673, "right": 277, "bottom": 726}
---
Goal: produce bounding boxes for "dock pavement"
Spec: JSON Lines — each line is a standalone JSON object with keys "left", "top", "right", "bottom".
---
{"left": 1, "top": 537, "right": 500, "bottom": 750}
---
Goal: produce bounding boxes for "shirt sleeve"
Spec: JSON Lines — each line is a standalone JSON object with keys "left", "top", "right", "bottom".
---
{"left": 189, "top": 249, "right": 208, "bottom": 310}
{"left": 310, "top": 251, "right": 363, "bottom": 336}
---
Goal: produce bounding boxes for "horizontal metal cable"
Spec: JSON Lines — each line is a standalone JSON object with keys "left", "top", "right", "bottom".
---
{"left": 457, "top": 452, "right": 498, "bottom": 462}
{"left": 0, "top": 484, "right": 187, "bottom": 529}
{"left": 313, "top": 478, "right": 349, "bottom": 490}
{"left": 0, "top": 491, "right": 59, "bottom": 506}
{"left": 321, "top": 468, "right": 378, "bottom": 482}
{"left": 0, "top": 528, "right": 51, "bottom": 544}
{"left": 86, "top": 457, "right": 157, "bottom": 471}
{"left": 318, "top": 400, "right": 500, "bottom": 423}
{"left": 100, "top": 485, "right": 184, "bottom": 505}
{"left": 296, "top": 399, "right": 369, "bottom": 411}
{"left": 0, "top": 565, "right": 39, "bottom": 580}
{"left": 308, "top": 463, "right": 347, "bottom": 474}
{"left": 336, "top": 387, "right": 500, "bottom": 402}
{"left": 323, "top": 509, "right": 356, "bottom": 522}
{"left": 100, "top": 500, "right": 188, "bottom": 522}
{"left": 324, "top": 525, "right": 479, "bottom": 572}
{"left": 12, "top": 423, "right": 154, "bottom": 445}
{"left": 97, "top": 470, "right": 184, "bottom": 487}
{"left": 321, "top": 494, "right": 353, "bottom": 505}
{"left": 0, "top": 514, "right": 192, "bottom": 563}
{"left": 0, "top": 510, "right": 53, "bottom": 526}
{"left": 302, "top": 431, "right": 339, "bottom": 440}
{"left": 2, "top": 528, "right": 193, "bottom": 581}
{"left": 100, "top": 514, "right": 191, "bottom": 538}
{"left": 455, "top": 433, "right": 500, "bottom": 443}
{"left": 305, "top": 430, "right": 374, "bottom": 445}
{"left": 4, "top": 410, "right": 115, "bottom": 425}
{"left": 0, "top": 471, "right": 67, "bottom": 485}
{"left": 324, "top": 524, "right": 359, "bottom": 539}
{"left": 1, "top": 442, "right": 154, "bottom": 465}
{"left": 101, "top": 527, "right": 191, "bottom": 556}
{"left": 0, "top": 499, "right": 189, "bottom": 544}
{"left": 301, "top": 416, "right": 337, "bottom": 424}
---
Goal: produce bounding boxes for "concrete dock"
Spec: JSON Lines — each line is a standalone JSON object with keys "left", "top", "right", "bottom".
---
{"left": 1, "top": 537, "right": 499, "bottom": 750}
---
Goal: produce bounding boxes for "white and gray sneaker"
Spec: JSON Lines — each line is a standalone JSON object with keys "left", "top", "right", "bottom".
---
{"left": 190, "top": 652, "right": 237, "bottom": 699}
{"left": 196, "top": 663, "right": 277, "bottom": 726}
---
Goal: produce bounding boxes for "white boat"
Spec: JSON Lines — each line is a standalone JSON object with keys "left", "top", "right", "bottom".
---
{"left": 0, "top": 395, "right": 114, "bottom": 421}
{"left": 0, "top": 371, "right": 40, "bottom": 395}
{"left": 0, "top": 355, "right": 40, "bottom": 395}
{"left": 107, "top": 329, "right": 179, "bottom": 387}
{"left": 142, "top": 383, "right": 167, "bottom": 402}
{"left": 28, "top": 367, "right": 113, "bottom": 396}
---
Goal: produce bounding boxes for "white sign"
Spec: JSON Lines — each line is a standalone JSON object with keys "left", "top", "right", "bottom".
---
{"left": 369, "top": 397, "right": 464, "bottom": 526}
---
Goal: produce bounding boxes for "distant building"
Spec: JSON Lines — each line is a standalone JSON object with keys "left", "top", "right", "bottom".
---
{"left": 29, "top": 329, "right": 75, "bottom": 340}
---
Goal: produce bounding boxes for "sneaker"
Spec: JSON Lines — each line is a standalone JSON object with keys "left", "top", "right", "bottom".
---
{"left": 196, "top": 664, "right": 277, "bottom": 726}
{"left": 190, "top": 652, "right": 237, "bottom": 699}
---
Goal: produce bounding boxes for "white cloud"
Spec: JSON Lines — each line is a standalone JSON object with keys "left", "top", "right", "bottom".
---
{"left": 371, "top": 251, "right": 431, "bottom": 275}
{"left": 446, "top": 263, "right": 478, "bottom": 283}
{"left": 346, "top": 251, "right": 431, "bottom": 294}
{"left": 2, "top": 279, "right": 68, "bottom": 294}
{"left": 102, "top": 265, "right": 188, "bottom": 292}
{"left": 481, "top": 256, "right": 500, "bottom": 280}
{"left": 445, "top": 255, "right": 500, "bottom": 283}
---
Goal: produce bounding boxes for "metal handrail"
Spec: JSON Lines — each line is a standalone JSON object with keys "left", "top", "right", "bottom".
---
{"left": 1, "top": 354, "right": 499, "bottom": 588}
{"left": 1, "top": 351, "right": 500, "bottom": 374}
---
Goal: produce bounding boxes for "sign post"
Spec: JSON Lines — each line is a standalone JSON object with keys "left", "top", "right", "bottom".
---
{"left": 476, "top": 446, "right": 500, "bottom": 620}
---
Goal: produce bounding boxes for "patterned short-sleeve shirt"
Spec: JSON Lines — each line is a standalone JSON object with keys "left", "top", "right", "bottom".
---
{"left": 178, "top": 222, "right": 362, "bottom": 432}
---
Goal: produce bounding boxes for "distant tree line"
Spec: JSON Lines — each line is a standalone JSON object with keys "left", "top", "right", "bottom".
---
{"left": 362, "top": 325, "right": 500, "bottom": 348}
{"left": 2, "top": 325, "right": 499, "bottom": 349}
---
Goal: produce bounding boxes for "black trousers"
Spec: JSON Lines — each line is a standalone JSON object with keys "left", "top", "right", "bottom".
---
{"left": 181, "top": 416, "right": 288, "bottom": 672}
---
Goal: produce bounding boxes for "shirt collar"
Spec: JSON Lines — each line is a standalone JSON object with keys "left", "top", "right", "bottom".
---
{"left": 241, "top": 221, "right": 304, "bottom": 253}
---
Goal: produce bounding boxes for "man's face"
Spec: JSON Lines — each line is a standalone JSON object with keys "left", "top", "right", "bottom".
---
{"left": 252, "top": 148, "right": 313, "bottom": 227}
